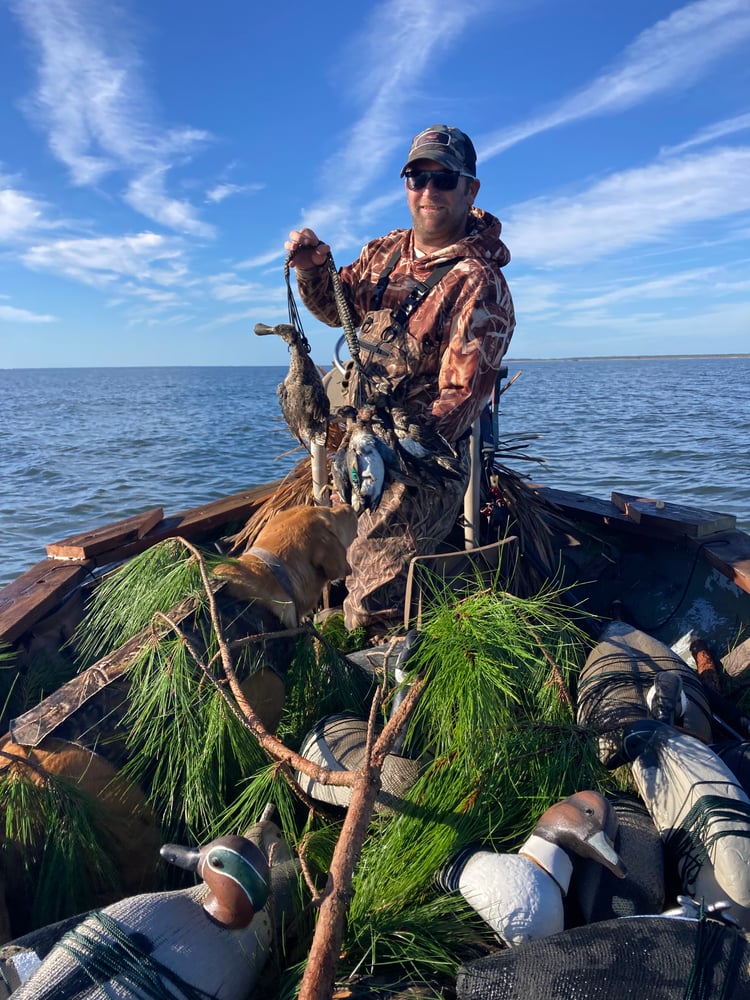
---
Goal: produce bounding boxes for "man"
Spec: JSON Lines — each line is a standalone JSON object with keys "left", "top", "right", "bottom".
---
{"left": 287, "top": 124, "right": 515, "bottom": 638}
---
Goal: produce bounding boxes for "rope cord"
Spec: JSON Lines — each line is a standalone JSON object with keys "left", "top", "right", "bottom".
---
{"left": 324, "top": 253, "right": 361, "bottom": 370}
{"left": 665, "top": 793, "right": 750, "bottom": 891}
{"left": 577, "top": 657, "right": 712, "bottom": 729}
{"left": 284, "top": 244, "right": 369, "bottom": 407}
{"left": 283, "top": 250, "right": 311, "bottom": 355}
{"left": 620, "top": 541, "right": 709, "bottom": 634}
{"left": 56, "top": 910, "right": 215, "bottom": 1000}
{"left": 684, "top": 909, "right": 745, "bottom": 1000}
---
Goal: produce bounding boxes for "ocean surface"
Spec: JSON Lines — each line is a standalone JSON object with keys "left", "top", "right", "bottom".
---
{"left": 1, "top": 358, "right": 748, "bottom": 589}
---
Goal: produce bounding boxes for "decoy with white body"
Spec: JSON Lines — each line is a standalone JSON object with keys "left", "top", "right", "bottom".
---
{"left": 620, "top": 718, "right": 750, "bottom": 927}
{"left": 438, "top": 790, "right": 625, "bottom": 947}
{"left": 9, "top": 827, "right": 283, "bottom": 1000}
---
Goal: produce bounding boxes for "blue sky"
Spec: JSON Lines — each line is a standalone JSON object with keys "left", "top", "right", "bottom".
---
{"left": 1, "top": 0, "right": 749, "bottom": 368}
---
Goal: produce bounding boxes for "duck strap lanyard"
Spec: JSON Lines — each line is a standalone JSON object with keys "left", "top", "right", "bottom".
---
{"left": 368, "top": 248, "right": 460, "bottom": 323}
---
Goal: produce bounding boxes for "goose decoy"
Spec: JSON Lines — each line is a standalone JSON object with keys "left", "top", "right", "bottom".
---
{"left": 10, "top": 828, "right": 283, "bottom": 1000}
{"left": 620, "top": 718, "right": 750, "bottom": 927}
{"left": 438, "top": 790, "right": 625, "bottom": 947}
{"left": 254, "top": 322, "right": 330, "bottom": 452}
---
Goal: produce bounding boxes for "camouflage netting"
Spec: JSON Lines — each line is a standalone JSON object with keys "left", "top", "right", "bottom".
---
{"left": 456, "top": 916, "right": 750, "bottom": 999}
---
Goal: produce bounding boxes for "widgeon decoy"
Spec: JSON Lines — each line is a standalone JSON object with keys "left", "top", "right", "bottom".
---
{"left": 438, "top": 790, "right": 625, "bottom": 947}
{"left": 620, "top": 718, "right": 750, "bottom": 927}
{"left": 10, "top": 830, "right": 281, "bottom": 1000}
{"left": 255, "top": 322, "right": 330, "bottom": 451}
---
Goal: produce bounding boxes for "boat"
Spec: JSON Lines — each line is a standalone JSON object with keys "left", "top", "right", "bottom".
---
{"left": 1, "top": 352, "right": 750, "bottom": 999}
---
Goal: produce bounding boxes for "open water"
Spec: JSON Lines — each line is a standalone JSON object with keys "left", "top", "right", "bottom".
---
{"left": 1, "top": 357, "right": 748, "bottom": 589}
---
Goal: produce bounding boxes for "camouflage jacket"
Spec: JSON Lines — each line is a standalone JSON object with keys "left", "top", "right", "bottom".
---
{"left": 295, "top": 207, "right": 515, "bottom": 442}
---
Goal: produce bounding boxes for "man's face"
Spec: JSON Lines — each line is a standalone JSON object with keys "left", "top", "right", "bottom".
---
{"left": 405, "top": 158, "right": 480, "bottom": 252}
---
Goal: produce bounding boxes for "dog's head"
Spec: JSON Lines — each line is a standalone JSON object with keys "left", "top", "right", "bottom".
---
{"left": 215, "top": 503, "right": 359, "bottom": 626}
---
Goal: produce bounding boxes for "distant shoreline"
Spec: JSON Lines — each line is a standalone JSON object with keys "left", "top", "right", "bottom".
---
{"left": 507, "top": 354, "right": 750, "bottom": 362}
{"left": 2, "top": 354, "right": 749, "bottom": 371}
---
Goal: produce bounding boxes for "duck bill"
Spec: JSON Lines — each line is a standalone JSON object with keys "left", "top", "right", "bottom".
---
{"left": 160, "top": 843, "right": 201, "bottom": 873}
{"left": 586, "top": 830, "right": 627, "bottom": 878}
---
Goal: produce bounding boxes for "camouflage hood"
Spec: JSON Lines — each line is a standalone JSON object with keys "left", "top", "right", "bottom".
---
{"left": 402, "top": 206, "right": 511, "bottom": 269}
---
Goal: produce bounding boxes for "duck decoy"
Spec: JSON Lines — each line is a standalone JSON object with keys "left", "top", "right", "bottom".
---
{"left": 438, "top": 790, "right": 625, "bottom": 947}
{"left": 577, "top": 621, "right": 713, "bottom": 767}
{"left": 254, "top": 322, "right": 330, "bottom": 452}
{"left": 296, "top": 711, "right": 419, "bottom": 815}
{"left": 9, "top": 820, "right": 292, "bottom": 1000}
{"left": 620, "top": 718, "right": 750, "bottom": 927}
{"left": 569, "top": 793, "right": 665, "bottom": 923}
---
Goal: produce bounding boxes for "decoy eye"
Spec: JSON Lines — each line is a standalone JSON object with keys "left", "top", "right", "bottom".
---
{"left": 211, "top": 857, "right": 225, "bottom": 870}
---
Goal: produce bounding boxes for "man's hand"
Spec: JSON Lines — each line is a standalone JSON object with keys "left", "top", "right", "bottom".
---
{"left": 285, "top": 228, "right": 331, "bottom": 268}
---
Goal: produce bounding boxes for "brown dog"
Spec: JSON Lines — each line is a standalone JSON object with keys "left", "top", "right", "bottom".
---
{"left": 212, "top": 504, "right": 358, "bottom": 733}
{"left": 215, "top": 503, "right": 358, "bottom": 628}
{"left": 0, "top": 736, "right": 160, "bottom": 942}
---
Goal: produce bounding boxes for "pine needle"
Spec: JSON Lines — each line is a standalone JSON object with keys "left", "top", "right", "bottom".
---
{"left": 74, "top": 539, "right": 214, "bottom": 666}
{"left": 1, "top": 763, "right": 121, "bottom": 931}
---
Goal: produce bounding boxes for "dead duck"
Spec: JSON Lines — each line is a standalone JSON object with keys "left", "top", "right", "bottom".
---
{"left": 438, "top": 790, "right": 625, "bottom": 947}
{"left": 255, "top": 321, "right": 330, "bottom": 451}
{"left": 332, "top": 406, "right": 391, "bottom": 512}
{"left": 9, "top": 831, "right": 280, "bottom": 1000}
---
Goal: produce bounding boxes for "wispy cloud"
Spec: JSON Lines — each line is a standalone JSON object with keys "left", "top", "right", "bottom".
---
{"left": 205, "top": 182, "right": 263, "bottom": 204}
{"left": 0, "top": 303, "right": 56, "bottom": 323}
{"left": 478, "top": 0, "right": 750, "bottom": 159}
{"left": 0, "top": 183, "right": 53, "bottom": 241}
{"left": 10, "top": 0, "right": 213, "bottom": 232}
{"left": 208, "top": 273, "right": 268, "bottom": 303}
{"left": 21, "top": 231, "right": 187, "bottom": 288}
{"left": 661, "top": 111, "right": 750, "bottom": 155}
{"left": 507, "top": 147, "right": 750, "bottom": 266}
{"left": 126, "top": 167, "right": 215, "bottom": 237}
{"left": 292, "top": 0, "right": 483, "bottom": 249}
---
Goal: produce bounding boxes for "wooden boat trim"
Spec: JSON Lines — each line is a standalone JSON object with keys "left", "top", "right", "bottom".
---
{"left": 8, "top": 592, "right": 202, "bottom": 748}
{"left": 0, "top": 481, "right": 283, "bottom": 644}
{"left": 611, "top": 491, "right": 737, "bottom": 538}
{"left": 45, "top": 507, "right": 165, "bottom": 560}
{"left": 530, "top": 484, "right": 749, "bottom": 595}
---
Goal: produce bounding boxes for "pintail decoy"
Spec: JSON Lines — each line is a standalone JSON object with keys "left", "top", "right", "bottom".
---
{"left": 255, "top": 322, "right": 330, "bottom": 452}
{"left": 577, "top": 622, "right": 713, "bottom": 767}
{"left": 620, "top": 718, "right": 750, "bottom": 927}
{"left": 438, "top": 790, "right": 625, "bottom": 947}
{"left": 9, "top": 827, "right": 285, "bottom": 1000}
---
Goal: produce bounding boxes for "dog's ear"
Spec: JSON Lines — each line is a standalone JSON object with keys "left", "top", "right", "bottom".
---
{"left": 311, "top": 526, "right": 351, "bottom": 581}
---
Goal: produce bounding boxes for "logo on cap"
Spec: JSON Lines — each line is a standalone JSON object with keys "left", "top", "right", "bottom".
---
{"left": 414, "top": 130, "right": 451, "bottom": 148}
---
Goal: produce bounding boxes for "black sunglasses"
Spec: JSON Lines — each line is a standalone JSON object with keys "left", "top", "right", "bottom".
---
{"left": 404, "top": 169, "right": 473, "bottom": 191}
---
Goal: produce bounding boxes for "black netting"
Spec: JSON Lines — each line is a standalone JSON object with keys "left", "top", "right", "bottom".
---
{"left": 456, "top": 916, "right": 750, "bottom": 1000}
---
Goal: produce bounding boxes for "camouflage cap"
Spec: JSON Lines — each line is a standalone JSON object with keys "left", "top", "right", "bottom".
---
{"left": 400, "top": 125, "right": 477, "bottom": 177}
